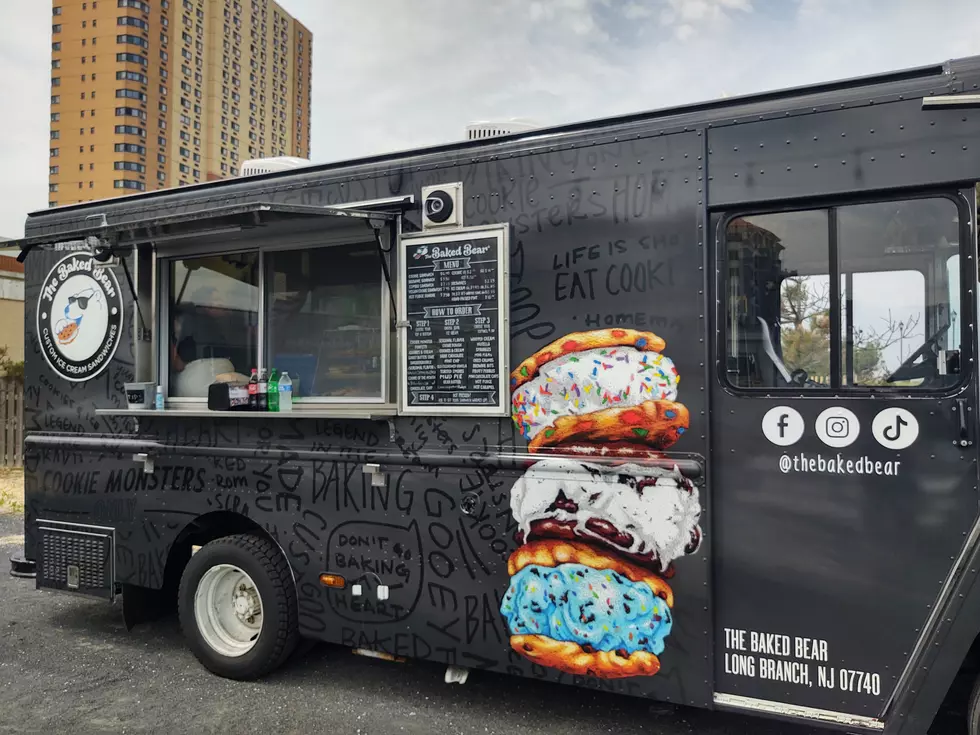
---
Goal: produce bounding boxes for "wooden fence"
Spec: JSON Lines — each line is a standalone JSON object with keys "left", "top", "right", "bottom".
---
{"left": 0, "top": 378, "right": 23, "bottom": 467}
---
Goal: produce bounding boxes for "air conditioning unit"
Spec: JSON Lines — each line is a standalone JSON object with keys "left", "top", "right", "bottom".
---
{"left": 422, "top": 182, "right": 463, "bottom": 230}
{"left": 464, "top": 118, "right": 539, "bottom": 141}
{"left": 239, "top": 156, "right": 310, "bottom": 176}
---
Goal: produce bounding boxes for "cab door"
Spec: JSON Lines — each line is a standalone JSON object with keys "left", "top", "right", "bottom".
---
{"left": 708, "top": 191, "right": 979, "bottom": 722}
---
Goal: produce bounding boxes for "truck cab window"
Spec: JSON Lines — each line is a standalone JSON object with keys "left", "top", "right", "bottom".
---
{"left": 726, "top": 210, "right": 829, "bottom": 388}
{"left": 843, "top": 269, "right": 926, "bottom": 386}
{"left": 167, "top": 253, "right": 259, "bottom": 397}
{"left": 725, "top": 196, "right": 963, "bottom": 391}
{"left": 946, "top": 253, "right": 961, "bottom": 354}
{"left": 779, "top": 273, "right": 831, "bottom": 386}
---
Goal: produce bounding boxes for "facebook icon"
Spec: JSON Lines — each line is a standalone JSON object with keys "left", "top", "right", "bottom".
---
{"left": 762, "top": 406, "right": 804, "bottom": 446}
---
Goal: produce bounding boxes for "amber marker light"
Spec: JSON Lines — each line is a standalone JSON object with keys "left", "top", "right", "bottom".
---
{"left": 319, "top": 573, "right": 346, "bottom": 589}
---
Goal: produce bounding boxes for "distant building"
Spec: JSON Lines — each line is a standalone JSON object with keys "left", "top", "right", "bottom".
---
{"left": 48, "top": 0, "right": 312, "bottom": 206}
{"left": 0, "top": 255, "right": 25, "bottom": 363}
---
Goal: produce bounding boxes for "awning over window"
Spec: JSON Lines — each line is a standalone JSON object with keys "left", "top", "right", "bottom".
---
{"left": 11, "top": 201, "right": 400, "bottom": 262}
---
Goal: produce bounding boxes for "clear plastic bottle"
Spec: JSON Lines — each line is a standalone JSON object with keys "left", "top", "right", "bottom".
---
{"left": 155, "top": 385, "right": 164, "bottom": 410}
{"left": 279, "top": 372, "right": 293, "bottom": 412}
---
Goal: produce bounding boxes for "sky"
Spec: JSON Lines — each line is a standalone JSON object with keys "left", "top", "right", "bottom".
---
{"left": 1, "top": 0, "right": 979, "bottom": 238}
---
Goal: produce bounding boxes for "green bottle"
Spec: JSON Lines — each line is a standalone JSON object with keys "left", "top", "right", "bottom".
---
{"left": 268, "top": 368, "right": 279, "bottom": 412}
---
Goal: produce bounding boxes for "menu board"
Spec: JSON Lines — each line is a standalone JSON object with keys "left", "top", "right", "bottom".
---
{"left": 398, "top": 224, "right": 509, "bottom": 416}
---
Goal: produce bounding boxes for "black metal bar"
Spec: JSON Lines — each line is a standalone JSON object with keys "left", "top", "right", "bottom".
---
{"left": 370, "top": 221, "right": 398, "bottom": 319}
{"left": 118, "top": 251, "right": 148, "bottom": 335}
{"left": 23, "top": 432, "right": 705, "bottom": 478}
{"left": 844, "top": 270, "right": 854, "bottom": 386}
{"left": 829, "top": 208, "right": 842, "bottom": 389}
{"left": 11, "top": 202, "right": 397, "bottom": 261}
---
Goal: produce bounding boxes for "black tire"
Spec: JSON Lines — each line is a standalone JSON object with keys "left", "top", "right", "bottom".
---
{"left": 178, "top": 533, "right": 299, "bottom": 680}
{"left": 970, "top": 672, "right": 980, "bottom": 735}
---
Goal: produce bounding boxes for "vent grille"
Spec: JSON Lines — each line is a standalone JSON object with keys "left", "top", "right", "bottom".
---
{"left": 239, "top": 156, "right": 310, "bottom": 177}
{"left": 38, "top": 523, "right": 114, "bottom": 600}
{"left": 465, "top": 119, "right": 539, "bottom": 141}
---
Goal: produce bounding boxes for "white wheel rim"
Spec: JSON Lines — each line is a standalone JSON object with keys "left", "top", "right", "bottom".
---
{"left": 194, "top": 564, "right": 264, "bottom": 657}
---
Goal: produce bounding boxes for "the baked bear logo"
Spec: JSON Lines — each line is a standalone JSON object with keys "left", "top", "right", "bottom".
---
{"left": 54, "top": 287, "right": 102, "bottom": 346}
{"left": 501, "top": 328, "right": 703, "bottom": 679}
{"left": 36, "top": 252, "right": 124, "bottom": 382}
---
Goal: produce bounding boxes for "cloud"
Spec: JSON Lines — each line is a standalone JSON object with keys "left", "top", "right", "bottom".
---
{"left": 659, "top": 0, "right": 752, "bottom": 38}
{"left": 623, "top": 3, "right": 654, "bottom": 20}
{"left": 1, "top": 0, "right": 979, "bottom": 239}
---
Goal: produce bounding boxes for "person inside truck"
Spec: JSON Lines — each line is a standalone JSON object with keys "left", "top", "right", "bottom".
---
{"left": 169, "top": 308, "right": 197, "bottom": 374}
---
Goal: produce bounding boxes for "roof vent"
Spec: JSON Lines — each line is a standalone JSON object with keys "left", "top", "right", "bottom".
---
{"left": 239, "top": 156, "right": 311, "bottom": 177}
{"left": 465, "top": 118, "right": 539, "bottom": 140}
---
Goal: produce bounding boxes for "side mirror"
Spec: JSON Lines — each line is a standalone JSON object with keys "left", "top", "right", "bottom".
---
{"left": 938, "top": 349, "right": 961, "bottom": 376}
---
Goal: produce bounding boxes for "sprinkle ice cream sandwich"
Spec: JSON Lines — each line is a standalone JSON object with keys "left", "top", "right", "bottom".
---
{"left": 511, "top": 329, "right": 689, "bottom": 457}
{"left": 500, "top": 540, "right": 675, "bottom": 678}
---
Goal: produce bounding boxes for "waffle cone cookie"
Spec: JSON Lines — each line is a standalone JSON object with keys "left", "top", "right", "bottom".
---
{"left": 527, "top": 400, "right": 689, "bottom": 455}
{"left": 510, "top": 634, "right": 662, "bottom": 678}
{"left": 500, "top": 540, "right": 675, "bottom": 678}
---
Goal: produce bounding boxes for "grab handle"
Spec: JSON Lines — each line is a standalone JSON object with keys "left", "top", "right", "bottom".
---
{"left": 954, "top": 398, "right": 971, "bottom": 448}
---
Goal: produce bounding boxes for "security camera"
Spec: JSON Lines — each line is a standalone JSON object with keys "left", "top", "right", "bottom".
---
{"left": 422, "top": 183, "right": 463, "bottom": 229}
{"left": 87, "top": 235, "right": 117, "bottom": 265}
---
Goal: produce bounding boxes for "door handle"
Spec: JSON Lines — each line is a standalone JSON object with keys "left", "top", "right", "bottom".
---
{"left": 954, "top": 398, "right": 972, "bottom": 448}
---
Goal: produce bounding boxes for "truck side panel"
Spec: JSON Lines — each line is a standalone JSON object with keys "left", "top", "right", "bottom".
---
{"left": 706, "top": 96, "right": 980, "bottom": 726}
{"left": 23, "top": 132, "right": 715, "bottom": 706}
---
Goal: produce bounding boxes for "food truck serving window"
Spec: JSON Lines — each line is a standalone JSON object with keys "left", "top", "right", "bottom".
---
{"left": 724, "top": 195, "right": 965, "bottom": 392}
{"left": 159, "top": 230, "right": 388, "bottom": 403}
{"left": 265, "top": 242, "right": 383, "bottom": 400}
{"left": 168, "top": 253, "right": 259, "bottom": 398}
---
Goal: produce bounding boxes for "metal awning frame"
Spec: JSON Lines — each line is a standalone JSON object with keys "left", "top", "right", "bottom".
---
{"left": 11, "top": 201, "right": 399, "bottom": 262}
{"left": 14, "top": 199, "right": 405, "bottom": 343}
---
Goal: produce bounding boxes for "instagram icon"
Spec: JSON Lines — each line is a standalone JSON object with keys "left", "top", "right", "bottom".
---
{"left": 816, "top": 407, "right": 859, "bottom": 448}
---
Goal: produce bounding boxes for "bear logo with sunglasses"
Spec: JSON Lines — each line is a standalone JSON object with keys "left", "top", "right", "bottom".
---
{"left": 38, "top": 252, "right": 123, "bottom": 382}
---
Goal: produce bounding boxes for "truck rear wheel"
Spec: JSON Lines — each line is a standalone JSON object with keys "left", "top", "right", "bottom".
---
{"left": 970, "top": 671, "right": 980, "bottom": 735}
{"left": 178, "top": 533, "right": 298, "bottom": 680}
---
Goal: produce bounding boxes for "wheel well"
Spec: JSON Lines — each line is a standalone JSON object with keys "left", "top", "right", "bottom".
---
{"left": 160, "top": 512, "right": 282, "bottom": 606}
{"left": 931, "top": 630, "right": 980, "bottom": 730}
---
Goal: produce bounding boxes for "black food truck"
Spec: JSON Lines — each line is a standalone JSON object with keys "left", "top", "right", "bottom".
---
{"left": 11, "top": 53, "right": 980, "bottom": 735}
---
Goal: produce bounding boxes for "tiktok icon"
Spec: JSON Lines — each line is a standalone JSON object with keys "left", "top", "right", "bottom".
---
{"left": 871, "top": 408, "right": 919, "bottom": 450}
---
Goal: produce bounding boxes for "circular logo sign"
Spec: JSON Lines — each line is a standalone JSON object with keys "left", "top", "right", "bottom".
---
{"left": 36, "top": 252, "right": 123, "bottom": 382}
{"left": 815, "top": 406, "right": 860, "bottom": 448}
{"left": 871, "top": 407, "right": 919, "bottom": 450}
{"left": 761, "top": 406, "right": 805, "bottom": 446}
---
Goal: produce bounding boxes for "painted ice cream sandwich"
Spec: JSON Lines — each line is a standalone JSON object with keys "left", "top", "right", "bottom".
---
{"left": 511, "top": 329, "right": 689, "bottom": 457}
{"left": 502, "top": 328, "right": 702, "bottom": 679}
{"left": 510, "top": 458, "right": 702, "bottom": 573}
{"left": 500, "top": 539, "right": 675, "bottom": 677}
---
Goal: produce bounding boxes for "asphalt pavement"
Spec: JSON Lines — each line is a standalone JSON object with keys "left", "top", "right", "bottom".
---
{"left": 0, "top": 511, "right": 966, "bottom": 735}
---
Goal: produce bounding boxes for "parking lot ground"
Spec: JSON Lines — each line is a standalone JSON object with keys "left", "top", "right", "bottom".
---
{"left": 0, "top": 511, "right": 968, "bottom": 735}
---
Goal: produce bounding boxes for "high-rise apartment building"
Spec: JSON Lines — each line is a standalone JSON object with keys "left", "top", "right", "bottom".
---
{"left": 48, "top": 0, "right": 312, "bottom": 207}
